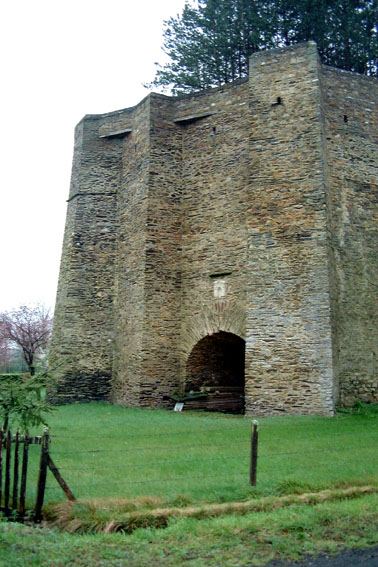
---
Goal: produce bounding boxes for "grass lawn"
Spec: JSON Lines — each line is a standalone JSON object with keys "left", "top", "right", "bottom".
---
{"left": 1, "top": 492, "right": 377, "bottom": 566}
{"left": 1, "top": 403, "right": 377, "bottom": 566}
{"left": 36, "top": 402, "right": 377, "bottom": 506}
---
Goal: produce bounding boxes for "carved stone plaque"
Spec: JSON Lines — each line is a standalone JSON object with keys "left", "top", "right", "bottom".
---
{"left": 214, "top": 280, "right": 226, "bottom": 298}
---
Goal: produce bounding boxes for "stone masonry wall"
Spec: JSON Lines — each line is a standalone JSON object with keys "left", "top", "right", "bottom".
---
{"left": 322, "top": 66, "right": 378, "bottom": 405}
{"left": 176, "top": 80, "right": 250, "bottom": 387}
{"left": 109, "top": 98, "right": 151, "bottom": 406}
{"left": 49, "top": 121, "right": 84, "bottom": 399}
{"left": 49, "top": 115, "right": 122, "bottom": 402}
{"left": 105, "top": 94, "right": 184, "bottom": 408}
{"left": 245, "top": 43, "right": 335, "bottom": 415}
{"left": 50, "top": 42, "right": 377, "bottom": 413}
{"left": 138, "top": 95, "right": 183, "bottom": 406}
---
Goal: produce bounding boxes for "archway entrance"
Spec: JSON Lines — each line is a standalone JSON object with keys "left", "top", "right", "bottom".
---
{"left": 185, "top": 331, "right": 245, "bottom": 414}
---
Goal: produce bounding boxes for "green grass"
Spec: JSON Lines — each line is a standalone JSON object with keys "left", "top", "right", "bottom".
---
{"left": 1, "top": 492, "right": 377, "bottom": 566}
{"left": 19, "top": 402, "right": 378, "bottom": 508}
{"left": 1, "top": 403, "right": 377, "bottom": 566}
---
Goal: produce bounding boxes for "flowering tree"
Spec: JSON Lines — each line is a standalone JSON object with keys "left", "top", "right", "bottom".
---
{"left": 0, "top": 333, "right": 11, "bottom": 371}
{"left": 0, "top": 304, "right": 52, "bottom": 376}
{"left": 0, "top": 305, "right": 53, "bottom": 431}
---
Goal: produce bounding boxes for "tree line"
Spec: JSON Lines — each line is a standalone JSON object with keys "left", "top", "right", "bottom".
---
{"left": 149, "top": 0, "right": 378, "bottom": 94}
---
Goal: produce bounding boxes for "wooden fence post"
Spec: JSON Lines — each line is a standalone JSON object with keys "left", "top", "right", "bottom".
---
{"left": 12, "top": 429, "right": 20, "bottom": 510}
{"left": 4, "top": 429, "right": 12, "bottom": 516}
{"left": 34, "top": 429, "right": 49, "bottom": 523}
{"left": 19, "top": 430, "right": 30, "bottom": 520}
{"left": 47, "top": 455, "right": 76, "bottom": 501}
{"left": 0, "top": 428, "right": 73, "bottom": 522}
{"left": 249, "top": 420, "right": 259, "bottom": 486}
{"left": 0, "top": 430, "right": 3, "bottom": 508}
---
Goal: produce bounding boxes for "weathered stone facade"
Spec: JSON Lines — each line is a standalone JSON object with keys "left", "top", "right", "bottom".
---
{"left": 49, "top": 43, "right": 378, "bottom": 415}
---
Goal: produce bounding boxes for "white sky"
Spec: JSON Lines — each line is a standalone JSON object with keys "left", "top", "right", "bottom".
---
{"left": 0, "top": 0, "right": 188, "bottom": 313}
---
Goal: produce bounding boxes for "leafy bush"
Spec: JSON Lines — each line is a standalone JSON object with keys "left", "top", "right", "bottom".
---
{"left": 0, "top": 373, "right": 23, "bottom": 381}
{"left": 0, "top": 373, "right": 53, "bottom": 432}
{"left": 336, "top": 401, "right": 378, "bottom": 417}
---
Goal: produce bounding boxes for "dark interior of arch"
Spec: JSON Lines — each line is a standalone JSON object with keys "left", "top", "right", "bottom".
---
{"left": 185, "top": 331, "right": 245, "bottom": 414}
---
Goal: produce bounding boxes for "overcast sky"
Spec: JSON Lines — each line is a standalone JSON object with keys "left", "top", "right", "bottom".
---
{"left": 0, "top": 0, "right": 188, "bottom": 312}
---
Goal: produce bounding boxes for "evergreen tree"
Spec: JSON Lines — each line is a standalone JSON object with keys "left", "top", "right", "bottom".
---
{"left": 150, "top": 0, "right": 277, "bottom": 93}
{"left": 149, "top": 0, "right": 377, "bottom": 94}
{"left": 278, "top": 0, "right": 378, "bottom": 74}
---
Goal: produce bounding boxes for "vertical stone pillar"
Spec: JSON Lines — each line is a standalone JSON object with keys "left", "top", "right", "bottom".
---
{"left": 139, "top": 95, "right": 183, "bottom": 406}
{"left": 49, "top": 115, "right": 122, "bottom": 403}
{"left": 245, "top": 43, "right": 335, "bottom": 415}
{"left": 111, "top": 94, "right": 183, "bottom": 407}
{"left": 321, "top": 66, "right": 378, "bottom": 406}
{"left": 110, "top": 98, "right": 151, "bottom": 406}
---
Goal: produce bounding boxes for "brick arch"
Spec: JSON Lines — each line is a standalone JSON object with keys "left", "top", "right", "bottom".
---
{"left": 181, "top": 300, "right": 246, "bottom": 361}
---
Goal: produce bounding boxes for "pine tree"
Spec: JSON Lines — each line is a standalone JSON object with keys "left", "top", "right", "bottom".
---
{"left": 148, "top": 0, "right": 378, "bottom": 94}
{"left": 149, "top": 0, "right": 277, "bottom": 93}
{"left": 279, "top": 0, "right": 378, "bottom": 74}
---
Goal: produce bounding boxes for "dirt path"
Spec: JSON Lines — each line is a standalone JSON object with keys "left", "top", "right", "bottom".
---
{"left": 268, "top": 545, "right": 378, "bottom": 566}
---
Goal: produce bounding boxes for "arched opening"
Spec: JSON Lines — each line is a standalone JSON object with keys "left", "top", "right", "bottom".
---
{"left": 185, "top": 331, "right": 245, "bottom": 414}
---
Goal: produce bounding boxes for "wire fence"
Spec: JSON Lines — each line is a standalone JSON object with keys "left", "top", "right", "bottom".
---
{"left": 1, "top": 411, "right": 377, "bottom": 524}
{"left": 36, "top": 421, "right": 378, "bottom": 501}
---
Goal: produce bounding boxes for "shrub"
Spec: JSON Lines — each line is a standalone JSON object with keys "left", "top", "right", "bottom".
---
{"left": 0, "top": 372, "right": 53, "bottom": 432}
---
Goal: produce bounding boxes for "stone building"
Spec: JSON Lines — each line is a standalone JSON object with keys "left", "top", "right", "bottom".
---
{"left": 49, "top": 42, "right": 378, "bottom": 415}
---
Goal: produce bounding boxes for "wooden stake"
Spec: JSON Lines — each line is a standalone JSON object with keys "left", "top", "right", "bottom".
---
{"left": 19, "top": 430, "right": 30, "bottom": 520}
{"left": 0, "top": 430, "right": 3, "bottom": 508}
{"left": 34, "top": 429, "right": 49, "bottom": 523}
{"left": 249, "top": 420, "right": 258, "bottom": 486}
{"left": 4, "top": 430, "right": 12, "bottom": 516}
{"left": 12, "top": 429, "right": 20, "bottom": 510}
{"left": 47, "top": 455, "right": 75, "bottom": 501}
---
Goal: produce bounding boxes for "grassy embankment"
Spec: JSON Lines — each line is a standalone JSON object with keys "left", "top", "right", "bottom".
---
{"left": 1, "top": 492, "right": 377, "bottom": 566}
